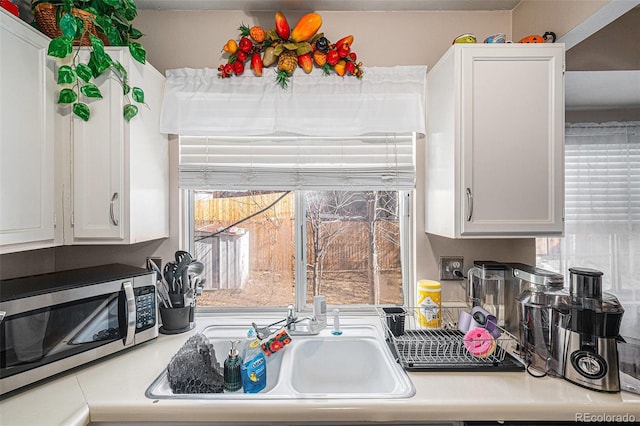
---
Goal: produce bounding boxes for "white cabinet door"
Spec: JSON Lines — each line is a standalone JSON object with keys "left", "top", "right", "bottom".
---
{"left": 0, "top": 10, "right": 57, "bottom": 253}
{"left": 459, "top": 45, "right": 564, "bottom": 236}
{"left": 425, "top": 44, "right": 564, "bottom": 238}
{"left": 70, "top": 48, "right": 168, "bottom": 244}
{"left": 71, "top": 50, "right": 125, "bottom": 240}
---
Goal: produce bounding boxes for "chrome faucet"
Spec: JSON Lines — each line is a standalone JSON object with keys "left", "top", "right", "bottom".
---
{"left": 285, "top": 304, "right": 298, "bottom": 329}
{"left": 284, "top": 303, "right": 325, "bottom": 336}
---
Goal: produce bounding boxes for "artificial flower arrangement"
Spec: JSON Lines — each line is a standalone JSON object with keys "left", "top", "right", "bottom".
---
{"left": 217, "top": 11, "right": 363, "bottom": 88}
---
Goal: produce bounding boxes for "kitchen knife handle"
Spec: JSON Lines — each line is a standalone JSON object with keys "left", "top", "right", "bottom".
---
{"left": 466, "top": 188, "right": 473, "bottom": 222}
{"left": 110, "top": 192, "right": 119, "bottom": 226}
{"left": 122, "top": 281, "right": 136, "bottom": 346}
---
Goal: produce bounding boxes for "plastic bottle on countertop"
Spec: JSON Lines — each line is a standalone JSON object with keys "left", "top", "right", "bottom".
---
{"left": 240, "top": 330, "right": 266, "bottom": 393}
{"left": 417, "top": 279, "right": 442, "bottom": 328}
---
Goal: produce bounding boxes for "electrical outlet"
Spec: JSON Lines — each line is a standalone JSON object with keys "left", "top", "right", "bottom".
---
{"left": 440, "top": 256, "right": 464, "bottom": 280}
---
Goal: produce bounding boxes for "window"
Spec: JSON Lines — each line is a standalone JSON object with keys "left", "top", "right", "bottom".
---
{"left": 536, "top": 121, "right": 640, "bottom": 336}
{"left": 187, "top": 189, "right": 409, "bottom": 309}
{"left": 180, "top": 134, "right": 416, "bottom": 310}
{"left": 163, "top": 66, "right": 426, "bottom": 311}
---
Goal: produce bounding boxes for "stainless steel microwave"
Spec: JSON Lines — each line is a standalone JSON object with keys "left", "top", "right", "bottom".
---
{"left": 0, "top": 264, "right": 158, "bottom": 396}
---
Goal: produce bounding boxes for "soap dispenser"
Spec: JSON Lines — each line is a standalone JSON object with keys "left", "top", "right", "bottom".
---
{"left": 224, "top": 340, "right": 242, "bottom": 392}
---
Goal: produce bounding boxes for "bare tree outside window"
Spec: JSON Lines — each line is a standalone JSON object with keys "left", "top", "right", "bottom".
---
{"left": 306, "top": 191, "right": 360, "bottom": 296}
{"left": 305, "top": 190, "right": 402, "bottom": 306}
{"left": 366, "top": 191, "right": 400, "bottom": 304}
{"left": 191, "top": 190, "right": 403, "bottom": 308}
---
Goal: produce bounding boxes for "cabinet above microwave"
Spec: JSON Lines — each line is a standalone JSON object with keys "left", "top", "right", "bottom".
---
{"left": 0, "top": 13, "right": 169, "bottom": 254}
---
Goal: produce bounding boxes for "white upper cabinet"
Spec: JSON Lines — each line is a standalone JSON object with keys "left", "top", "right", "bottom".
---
{"left": 67, "top": 48, "right": 169, "bottom": 244}
{"left": 1, "top": 11, "right": 168, "bottom": 253}
{"left": 425, "top": 44, "right": 565, "bottom": 238}
{"left": 0, "top": 10, "right": 58, "bottom": 253}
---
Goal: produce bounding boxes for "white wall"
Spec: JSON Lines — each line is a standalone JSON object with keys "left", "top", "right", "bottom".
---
{"left": 512, "top": 0, "right": 608, "bottom": 42}
{"left": 2, "top": 9, "right": 536, "bottom": 301}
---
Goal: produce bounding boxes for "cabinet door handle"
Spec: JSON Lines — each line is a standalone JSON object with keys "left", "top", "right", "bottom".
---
{"left": 110, "top": 192, "right": 119, "bottom": 226}
{"left": 466, "top": 188, "right": 473, "bottom": 222}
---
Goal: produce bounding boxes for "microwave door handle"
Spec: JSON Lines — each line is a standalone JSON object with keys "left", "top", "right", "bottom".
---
{"left": 122, "top": 281, "right": 136, "bottom": 346}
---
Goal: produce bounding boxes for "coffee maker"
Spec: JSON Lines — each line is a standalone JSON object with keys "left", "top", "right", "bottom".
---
{"left": 512, "top": 264, "right": 569, "bottom": 377}
{"left": 467, "top": 261, "right": 508, "bottom": 325}
{"left": 468, "top": 261, "right": 567, "bottom": 354}
{"left": 561, "top": 267, "right": 624, "bottom": 392}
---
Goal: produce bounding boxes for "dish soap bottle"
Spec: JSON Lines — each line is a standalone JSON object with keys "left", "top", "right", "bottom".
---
{"left": 224, "top": 340, "right": 242, "bottom": 392}
{"left": 241, "top": 333, "right": 267, "bottom": 393}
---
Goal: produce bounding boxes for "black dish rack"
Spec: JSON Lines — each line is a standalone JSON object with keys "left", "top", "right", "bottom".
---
{"left": 378, "top": 306, "right": 525, "bottom": 372}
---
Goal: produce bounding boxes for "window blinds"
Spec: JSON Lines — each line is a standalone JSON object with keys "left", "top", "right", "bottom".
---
{"left": 537, "top": 121, "right": 639, "bottom": 316}
{"left": 179, "top": 133, "right": 416, "bottom": 190}
{"left": 564, "top": 122, "right": 640, "bottom": 232}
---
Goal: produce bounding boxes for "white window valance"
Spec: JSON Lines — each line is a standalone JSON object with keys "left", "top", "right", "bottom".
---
{"left": 179, "top": 133, "right": 416, "bottom": 190}
{"left": 160, "top": 66, "right": 426, "bottom": 137}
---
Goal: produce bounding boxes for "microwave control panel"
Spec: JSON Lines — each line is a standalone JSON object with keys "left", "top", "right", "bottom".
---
{"left": 135, "top": 286, "right": 156, "bottom": 331}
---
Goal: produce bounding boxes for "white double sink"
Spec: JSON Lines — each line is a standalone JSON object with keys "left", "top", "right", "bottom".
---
{"left": 146, "top": 324, "right": 415, "bottom": 400}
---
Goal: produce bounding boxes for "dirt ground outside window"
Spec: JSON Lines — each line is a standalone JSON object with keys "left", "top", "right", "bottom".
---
{"left": 196, "top": 270, "right": 402, "bottom": 307}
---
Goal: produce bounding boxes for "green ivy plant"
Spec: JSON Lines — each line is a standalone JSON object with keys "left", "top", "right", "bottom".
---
{"left": 34, "top": 0, "right": 147, "bottom": 121}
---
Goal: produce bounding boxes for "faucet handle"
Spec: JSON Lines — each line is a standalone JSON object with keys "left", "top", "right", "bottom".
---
{"left": 251, "top": 322, "right": 272, "bottom": 340}
{"left": 287, "top": 304, "right": 297, "bottom": 320}
{"left": 285, "top": 304, "right": 298, "bottom": 330}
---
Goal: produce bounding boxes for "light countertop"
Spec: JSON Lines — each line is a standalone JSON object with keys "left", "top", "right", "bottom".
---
{"left": 1, "top": 314, "right": 639, "bottom": 425}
